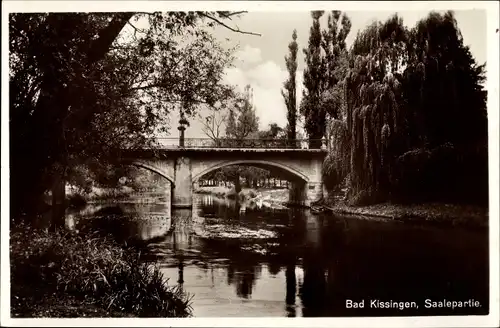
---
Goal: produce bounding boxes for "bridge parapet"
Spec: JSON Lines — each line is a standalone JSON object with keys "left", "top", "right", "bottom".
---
{"left": 151, "top": 137, "right": 328, "bottom": 150}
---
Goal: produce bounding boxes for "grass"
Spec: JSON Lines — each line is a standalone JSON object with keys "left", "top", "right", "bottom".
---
{"left": 10, "top": 221, "right": 192, "bottom": 318}
{"left": 323, "top": 199, "right": 488, "bottom": 229}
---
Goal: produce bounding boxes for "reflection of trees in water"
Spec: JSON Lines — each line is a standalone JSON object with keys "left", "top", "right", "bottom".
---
{"left": 196, "top": 196, "right": 242, "bottom": 221}
{"left": 129, "top": 216, "right": 172, "bottom": 241}
{"left": 298, "top": 216, "right": 353, "bottom": 316}
{"left": 225, "top": 261, "right": 262, "bottom": 299}
{"left": 118, "top": 202, "right": 170, "bottom": 215}
{"left": 300, "top": 250, "right": 327, "bottom": 316}
{"left": 285, "top": 261, "right": 298, "bottom": 317}
{"left": 268, "top": 262, "right": 282, "bottom": 276}
{"left": 195, "top": 194, "right": 363, "bottom": 313}
{"left": 196, "top": 194, "right": 294, "bottom": 228}
{"left": 164, "top": 209, "right": 195, "bottom": 254}
{"left": 177, "top": 256, "right": 185, "bottom": 295}
{"left": 73, "top": 205, "right": 172, "bottom": 243}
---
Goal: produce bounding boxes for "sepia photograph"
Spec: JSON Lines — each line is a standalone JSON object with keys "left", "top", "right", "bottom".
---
{"left": 1, "top": 1, "right": 499, "bottom": 327}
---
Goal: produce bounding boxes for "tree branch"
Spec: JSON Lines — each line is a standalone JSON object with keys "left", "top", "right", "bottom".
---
{"left": 127, "top": 20, "right": 148, "bottom": 39}
{"left": 218, "top": 11, "right": 248, "bottom": 20}
{"left": 199, "top": 12, "right": 261, "bottom": 36}
{"left": 86, "top": 13, "right": 135, "bottom": 65}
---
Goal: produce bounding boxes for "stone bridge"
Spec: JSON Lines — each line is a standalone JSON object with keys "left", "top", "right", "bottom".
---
{"left": 120, "top": 147, "right": 328, "bottom": 209}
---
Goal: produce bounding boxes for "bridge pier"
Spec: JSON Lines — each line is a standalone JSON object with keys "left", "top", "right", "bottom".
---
{"left": 306, "top": 182, "right": 324, "bottom": 205}
{"left": 172, "top": 157, "right": 193, "bottom": 208}
{"left": 288, "top": 181, "right": 323, "bottom": 207}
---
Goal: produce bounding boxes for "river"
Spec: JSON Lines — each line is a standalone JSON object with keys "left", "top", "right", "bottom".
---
{"left": 66, "top": 192, "right": 489, "bottom": 317}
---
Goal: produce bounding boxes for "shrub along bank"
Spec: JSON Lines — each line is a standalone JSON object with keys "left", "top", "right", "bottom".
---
{"left": 322, "top": 194, "right": 488, "bottom": 229}
{"left": 10, "top": 220, "right": 192, "bottom": 318}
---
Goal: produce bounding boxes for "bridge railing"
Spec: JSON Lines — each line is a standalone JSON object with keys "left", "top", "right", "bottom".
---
{"left": 152, "top": 138, "right": 327, "bottom": 149}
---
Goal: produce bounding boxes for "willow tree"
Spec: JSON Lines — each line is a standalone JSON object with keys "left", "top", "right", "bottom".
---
{"left": 336, "top": 11, "right": 488, "bottom": 205}
{"left": 399, "top": 11, "right": 488, "bottom": 204}
{"left": 344, "top": 15, "right": 410, "bottom": 204}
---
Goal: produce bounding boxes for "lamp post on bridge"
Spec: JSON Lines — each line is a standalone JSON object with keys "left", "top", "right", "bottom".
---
{"left": 178, "top": 112, "right": 189, "bottom": 148}
{"left": 321, "top": 136, "right": 327, "bottom": 150}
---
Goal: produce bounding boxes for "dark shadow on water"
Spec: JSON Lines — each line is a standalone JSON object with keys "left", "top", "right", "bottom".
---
{"left": 70, "top": 193, "right": 489, "bottom": 317}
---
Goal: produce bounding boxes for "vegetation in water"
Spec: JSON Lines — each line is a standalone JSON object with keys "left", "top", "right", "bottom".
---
{"left": 10, "top": 221, "right": 192, "bottom": 318}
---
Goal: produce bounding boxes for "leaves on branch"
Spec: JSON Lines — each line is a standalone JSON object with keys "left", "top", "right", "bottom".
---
{"left": 9, "top": 11, "right": 255, "bottom": 214}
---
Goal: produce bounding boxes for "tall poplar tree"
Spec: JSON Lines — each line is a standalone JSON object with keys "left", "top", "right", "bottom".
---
{"left": 320, "top": 11, "right": 351, "bottom": 120}
{"left": 301, "top": 11, "right": 325, "bottom": 149}
{"left": 320, "top": 11, "right": 352, "bottom": 191}
{"left": 282, "top": 29, "right": 298, "bottom": 146}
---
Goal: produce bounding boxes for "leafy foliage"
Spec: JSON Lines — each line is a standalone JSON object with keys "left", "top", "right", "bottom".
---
{"left": 10, "top": 224, "right": 191, "bottom": 317}
{"left": 301, "top": 11, "right": 351, "bottom": 148}
{"left": 322, "top": 11, "right": 488, "bottom": 205}
{"left": 9, "top": 12, "right": 244, "bottom": 218}
{"left": 301, "top": 11, "right": 325, "bottom": 149}
{"left": 225, "top": 85, "right": 260, "bottom": 142}
{"left": 320, "top": 11, "right": 351, "bottom": 120}
{"left": 220, "top": 85, "right": 262, "bottom": 191}
{"left": 198, "top": 85, "right": 288, "bottom": 190}
{"left": 282, "top": 29, "right": 299, "bottom": 144}
{"left": 344, "top": 15, "right": 409, "bottom": 203}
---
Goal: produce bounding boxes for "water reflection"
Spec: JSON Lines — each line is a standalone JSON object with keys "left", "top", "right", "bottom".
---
{"left": 71, "top": 192, "right": 489, "bottom": 317}
{"left": 68, "top": 202, "right": 172, "bottom": 243}
{"left": 285, "top": 261, "right": 297, "bottom": 317}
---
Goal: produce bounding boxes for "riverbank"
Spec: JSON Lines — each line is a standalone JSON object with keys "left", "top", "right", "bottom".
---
{"left": 195, "top": 186, "right": 488, "bottom": 229}
{"left": 195, "top": 186, "right": 289, "bottom": 207}
{"left": 65, "top": 186, "right": 169, "bottom": 208}
{"left": 322, "top": 199, "right": 488, "bottom": 229}
{"left": 10, "top": 220, "right": 191, "bottom": 318}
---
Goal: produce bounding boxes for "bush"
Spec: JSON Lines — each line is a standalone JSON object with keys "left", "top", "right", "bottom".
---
{"left": 348, "top": 187, "right": 380, "bottom": 206}
{"left": 237, "top": 189, "right": 257, "bottom": 202}
{"left": 246, "top": 189, "right": 257, "bottom": 199}
{"left": 225, "top": 188, "right": 238, "bottom": 199}
{"left": 394, "top": 144, "right": 488, "bottom": 205}
{"left": 67, "top": 193, "right": 88, "bottom": 208}
{"left": 10, "top": 223, "right": 192, "bottom": 318}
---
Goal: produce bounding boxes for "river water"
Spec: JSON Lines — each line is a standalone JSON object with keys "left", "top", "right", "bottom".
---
{"left": 68, "top": 192, "right": 489, "bottom": 317}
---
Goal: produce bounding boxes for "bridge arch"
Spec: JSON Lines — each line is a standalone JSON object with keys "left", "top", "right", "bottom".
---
{"left": 128, "top": 160, "right": 175, "bottom": 185}
{"left": 191, "top": 159, "right": 310, "bottom": 184}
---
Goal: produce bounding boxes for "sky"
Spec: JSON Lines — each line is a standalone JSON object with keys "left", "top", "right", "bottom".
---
{"left": 160, "top": 10, "right": 488, "bottom": 140}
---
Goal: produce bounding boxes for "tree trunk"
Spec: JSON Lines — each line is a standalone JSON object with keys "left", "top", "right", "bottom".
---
{"left": 10, "top": 13, "right": 133, "bottom": 222}
{"left": 50, "top": 167, "right": 66, "bottom": 231}
{"left": 234, "top": 175, "right": 242, "bottom": 193}
{"left": 86, "top": 13, "right": 133, "bottom": 64}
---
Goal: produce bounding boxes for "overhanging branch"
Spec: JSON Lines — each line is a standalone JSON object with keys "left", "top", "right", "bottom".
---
{"left": 200, "top": 12, "right": 261, "bottom": 36}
